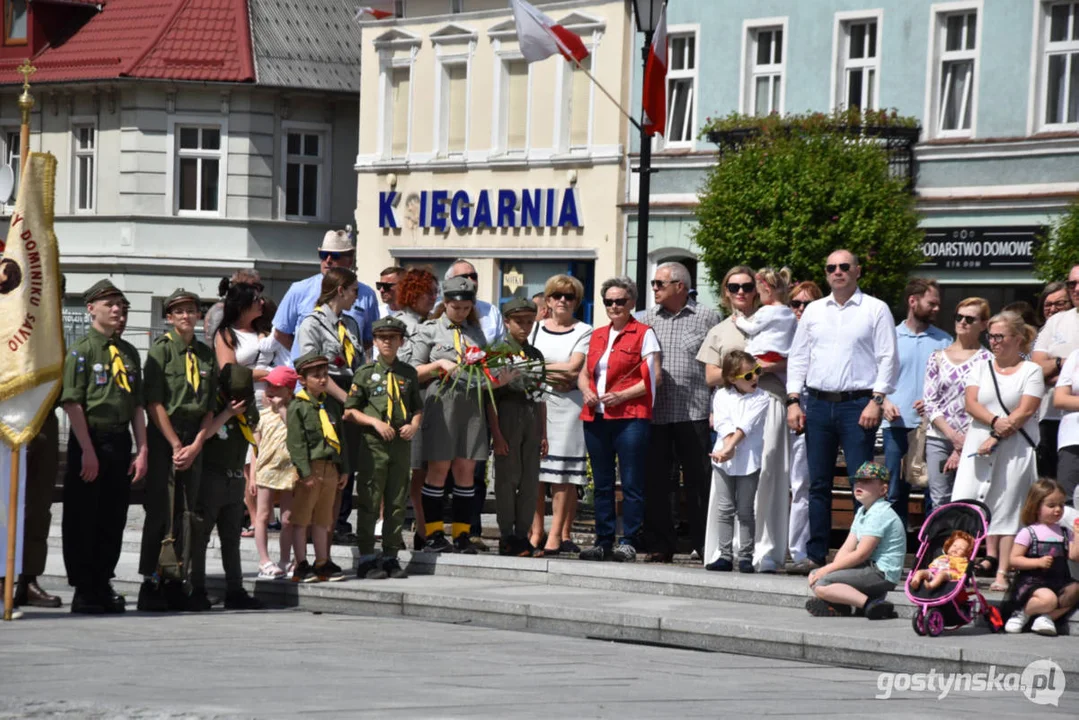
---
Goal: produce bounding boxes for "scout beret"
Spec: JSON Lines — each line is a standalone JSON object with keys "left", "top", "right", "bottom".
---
{"left": 502, "top": 297, "right": 537, "bottom": 317}
{"left": 442, "top": 276, "right": 476, "bottom": 301}
{"left": 372, "top": 316, "right": 408, "bottom": 336}
{"left": 164, "top": 288, "right": 201, "bottom": 312}
{"left": 295, "top": 351, "right": 330, "bottom": 373}
{"left": 83, "top": 279, "right": 125, "bottom": 304}
{"left": 219, "top": 363, "right": 255, "bottom": 403}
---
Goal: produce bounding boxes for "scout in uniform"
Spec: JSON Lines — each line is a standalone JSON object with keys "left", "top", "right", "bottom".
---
{"left": 488, "top": 298, "right": 548, "bottom": 557}
{"left": 409, "top": 276, "right": 489, "bottom": 554}
{"left": 60, "top": 280, "right": 149, "bottom": 614}
{"left": 188, "top": 363, "right": 263, "bottom": 610}
{"left": 138, "top": 289, "right": 218, "bottom": 611}
{"left": 344, "top": 316, "right": 423, "bottom": 579}
{"left": 286, "top": 351, "right": 348, "bottom": 583}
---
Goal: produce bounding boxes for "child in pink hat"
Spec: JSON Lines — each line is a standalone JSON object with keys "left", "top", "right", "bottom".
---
{"left": 252, "top": 365, "right": 301, "bottom": 578}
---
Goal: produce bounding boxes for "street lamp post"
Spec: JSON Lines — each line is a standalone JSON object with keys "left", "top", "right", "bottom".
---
{"left": 631, "top": 0, "right": 664, "bottom": 310}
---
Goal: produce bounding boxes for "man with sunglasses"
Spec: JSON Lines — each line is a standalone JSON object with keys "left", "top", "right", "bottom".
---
{"left": 786, "top": 250, "right": 899, "bottom": 575}
{"left": 642, "top": 262, "right": 721, "bottom": 563}
{"left": 879, "top": 278, "right": 951, "bottom": 527}
{"left": 1032, "top": 264, "right": 1079, "bottom": 482}
{"left": 272, "top": 230, "right": 379, "bottom": 360}
{"left": 376, "top": 266, "right": 405, "bottom": 319}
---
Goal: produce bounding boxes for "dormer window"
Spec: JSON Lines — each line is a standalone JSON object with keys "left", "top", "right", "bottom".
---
{"left": 4, "top": 0, "right": 27, "bottom": 45}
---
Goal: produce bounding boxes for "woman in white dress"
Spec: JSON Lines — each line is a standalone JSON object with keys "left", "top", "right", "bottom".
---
{"left": 528, "top": 274, "right": 592, "bottom": 556}
{"left": 952, "top": 310, "right": 1043, "bottom": 591}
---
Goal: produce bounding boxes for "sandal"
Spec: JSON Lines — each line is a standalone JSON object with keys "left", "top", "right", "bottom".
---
{"left": 241, "top": 526, "right": 255, "bottom": 538}
{"left": 536, "top": 544, "right": 561, "bottom": 558}
{"left": 257, "top": 561, "right": 284, "bottom": 579}
{"left": 989, "top": 570, "right": 1009, "bottom": 592}
{"left": 973, "top": 555, "right": 998, "bottom": 578}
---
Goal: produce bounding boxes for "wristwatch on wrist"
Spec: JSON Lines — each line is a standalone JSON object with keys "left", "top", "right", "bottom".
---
{"left": 871, "top": 393, "right": 885, "bottom": 405}
{"left": 785, "top": 394, "right": 801, "bottom": 407}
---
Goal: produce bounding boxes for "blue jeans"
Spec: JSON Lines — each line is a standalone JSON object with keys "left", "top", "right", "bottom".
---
{"left": 583, "top": 417, "right": 650, "bottom": 550}
{"left": 883, "top": 427, "right": 910, "bottom": 527}
{"left": 804, "top": 395, "right": 877, "bottom": 565}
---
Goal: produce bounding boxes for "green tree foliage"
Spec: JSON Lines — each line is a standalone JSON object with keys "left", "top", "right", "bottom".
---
{"left": 1034, "top": 201, "right": 1079, "bottom": 283}
{"left": 692, "top": 124, "right": 925, "bottom": 307}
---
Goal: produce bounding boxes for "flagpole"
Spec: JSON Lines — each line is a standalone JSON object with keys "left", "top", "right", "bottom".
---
{"left": 569, "top": 55, "right": 642, "bottom": 133}
{"left": 4, "top": 60, "right": 34, "bottom": 622}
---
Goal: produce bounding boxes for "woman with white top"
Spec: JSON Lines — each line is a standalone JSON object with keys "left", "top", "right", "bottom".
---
{"left": 1051, "top": 347, "right": 1079, "bottom": 508}
{"left": 528, "top": 274, "right": 592, "bottom": 557}
{"left": 577, "top": 277, "right": 661, "bottom": 562}
{"left": 952, "top": 310, "right": 1044, "bottom": 591}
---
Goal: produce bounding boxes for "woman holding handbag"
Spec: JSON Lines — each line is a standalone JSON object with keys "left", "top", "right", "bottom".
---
{"left": 952, "top": 310, "right": 1044, "bottom": 591}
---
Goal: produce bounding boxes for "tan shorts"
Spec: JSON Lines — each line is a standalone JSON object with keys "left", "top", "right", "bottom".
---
{"left": 290, "top": 459, "right": 339, "bottom": 528}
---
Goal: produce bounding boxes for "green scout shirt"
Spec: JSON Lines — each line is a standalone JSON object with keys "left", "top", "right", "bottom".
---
{"left": 60, "top": 327, "right": 143, "bottom": 430}
{"left": 345, "top": 357, "right": 423, "bottom": 432}
{"left": 203, "top": 393, "right": 260, "bottom": 472}
{"left": 493, "top": 338, "right": 546, "bottom": 404}
{"left": 286, "top": 390, "right": 345, "bottom": 478}
{"left": 144, "top": 331, "right": 217, "bottom": 427}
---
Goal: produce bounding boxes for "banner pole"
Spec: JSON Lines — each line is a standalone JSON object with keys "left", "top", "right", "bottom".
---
{"left": 3, "top": 446, "right": 19, "bottom": 621}
{"left": 570, "top": 55, "right": 642, "bottom": 133}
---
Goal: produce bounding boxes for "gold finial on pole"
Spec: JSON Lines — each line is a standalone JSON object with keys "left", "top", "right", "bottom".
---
{"left": 16, "top": 60, "right": 35, "bottom": 176}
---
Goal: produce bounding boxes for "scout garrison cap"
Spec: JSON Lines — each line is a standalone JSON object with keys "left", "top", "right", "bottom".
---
{"left": 295, "top": 351, "right": 331, "bottom": 373}
{"left": 219, "top": 363, "right": 255, "bottom": 403}
{"left": 164, "top": 288, "right": 201, "bottom": 312}
{"left": 442, "top": 276, "right": 476, "bottom": 302}
{"left": 502, "top": 297, "right": 537, "bottom": 317}
{"left": 372, "top": 316, "right": 408, "bottom": 336}
{"left": 83, "top": 279, "right": 125, "bottom": 304}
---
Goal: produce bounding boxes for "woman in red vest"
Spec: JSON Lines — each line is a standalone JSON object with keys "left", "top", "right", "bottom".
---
{"left": 577, "top": 277, "right": 662, "bottom": 562}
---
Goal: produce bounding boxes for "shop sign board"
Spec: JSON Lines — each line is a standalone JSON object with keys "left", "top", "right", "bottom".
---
{"left": 920, "top": 226, "right": 1042, "bottom": 270}
{"left": 378, "top": 187, "right": 583, "bottom": 232}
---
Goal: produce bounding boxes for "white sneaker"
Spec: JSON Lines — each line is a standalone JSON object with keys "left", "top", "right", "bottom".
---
{"left": 1031, "top": 615, "right": 1058, "bottom": 636}
{"left": 1005, "top": 610, "right": 1028, "bottom": 634}
{"left": 374, "top": 519, "right": 383, "bottom": 538}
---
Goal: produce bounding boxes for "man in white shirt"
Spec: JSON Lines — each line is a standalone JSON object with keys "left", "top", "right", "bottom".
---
{"left": 786, "top": 250, "right": 899, "bottom": 574}
{"left": 1031, "top": 263, "right": 1079, "bottom": 485}
{"left": 376, "top": 266, "right": 404, "bottom": 319}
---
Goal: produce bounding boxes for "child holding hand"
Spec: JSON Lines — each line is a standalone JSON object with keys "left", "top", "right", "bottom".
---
{"left": 1005, "top": 479, "right": 1079, "bottom": 636}
{"left": 703, "top": 350, "right": 769, "bottom": 573}
{"left": 909, "top": 530, "right": 973, "bottom": 591}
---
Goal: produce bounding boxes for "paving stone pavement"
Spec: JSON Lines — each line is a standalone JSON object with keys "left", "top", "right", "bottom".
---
{"left": 1, "top": 602, "right": 1075, "bottom": 719}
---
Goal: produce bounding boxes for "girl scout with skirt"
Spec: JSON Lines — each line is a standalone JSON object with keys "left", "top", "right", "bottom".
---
{"left": 409, "top": 276, "right": 489, "bottom": 553}
{"left": 138, "top": 289, "right": 218, "bottom": 611}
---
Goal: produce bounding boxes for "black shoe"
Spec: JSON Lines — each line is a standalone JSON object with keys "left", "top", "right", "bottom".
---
{"left": 98, "top": 583, "right": 126, "bottom": 614}
{"left": 454, "top": 532, "right": 478, "bottom": 554}
{"left": 705, "top": 558, "right": 733, "bottom": 572}
{"left": 498, "top": 536, "right": 518, "bottom": 556}
{"left": 186, "top": 589, "right": 213, "bottom": 612}
{"left": 805, "top": 598, "right": 853, "bottom": 617}
{"left": 136, "top": 580, "right": 169, "bottom": 612}
{"left": 864, "top": 597, "right": 897, "bottom": 620}
{"left": 224, "top": 590, "right": 264, "bottom": 610}
{"left": 315, "top": 560, "right": 346, "bottom": 582}
{"left": 559, "top": 540, "right": 581, "bottom": 554}
{"left": 413, "top": 532, "right": 425, "bottom": 551}
{"left": 579, "top": 545, "right": 610, "bottom": 561}
{"left": 424, "top": 531, "right": 453, "bottom": 553}
{"left": 332, "top": 530, "right": 357, "bottom": 545}
{"left": 356, "top": 558, "right": 388, "bottom": 580}
{"left": 382, "top": 557, "right": 408, "bottom": 579}
{"left": 738, "top": 560, "right": 755, "bottom": 573}
{"left": 292, "top": 560, "right": 318, "bottom": 583}
{"left": 163, "top": 580, "right": 188, "bottom": 611}
{"left": 70, "top": 588, "right": 107, "bottom": 615}
{"left": 267, "top": 519, "right": 282, "bottom": 531}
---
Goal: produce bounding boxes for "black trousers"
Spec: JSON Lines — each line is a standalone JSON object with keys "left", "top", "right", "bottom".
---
{"left": 1038, "top": 419, "right": 1060, "bottom": 479}
{"left": 62, "top": 429, "right": 132, "bottom": 590}
{"left": 643, "top": 420, "right": 712, "bottom": 557}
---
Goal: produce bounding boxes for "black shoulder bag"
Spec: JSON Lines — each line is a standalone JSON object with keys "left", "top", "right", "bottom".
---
{"left": 987, "top": 364, "right": 1037, "bottom": 449}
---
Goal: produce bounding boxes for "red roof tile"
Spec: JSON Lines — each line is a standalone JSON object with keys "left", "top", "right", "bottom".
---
{"left": 0, "top": 0, "right": 254, "bottom": 85}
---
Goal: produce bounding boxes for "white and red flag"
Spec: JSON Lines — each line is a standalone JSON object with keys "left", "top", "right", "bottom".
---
{"left": 354, "top": 5, "right": 394, "bottom": 20}
{"left": 641, "top": 5, "right": 668, "bottom": 136}
{"left": 509, "top": 0, "right": 589, "bottom": 64}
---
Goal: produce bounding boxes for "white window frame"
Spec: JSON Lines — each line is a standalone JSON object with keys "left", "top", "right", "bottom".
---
{"left": 739, "top": 17, "right": 788, "bottom": 117}
{"left": 69, "top": 117, "right": 98, "bottom": 214}
{"left": 1034, "top": 0, "right": 1079, "bottom": 131}
{"left": 374, "top": 30, "right": 421, "bottom": 161}
{"left": 492, "top": 52, "right": 532, "bottom": 157}
{"left": 553, "top": 40, "right": 599, "bottom": 153}
{"left": 0, "top": 126, "right": 20, "bottom": 212}
{"left": 924, "top": 1, "right": 983, "bottom": 139}
{"left": 659, "top": 25, "right": 699, "bottom": 150}
{"left": 831, "top": 10, "right": 883, "bottom": 112}
{"left": 431, "top": 26, "right": 477, "bottom": 160}
{"left": 280, "top": 121, "right": 331, "bottom": 221}
{"left": 165, "top": 114, "right": 228, "bottom": 217}
{"left": 394, "top": 0, "right": 405, "bottom": 17}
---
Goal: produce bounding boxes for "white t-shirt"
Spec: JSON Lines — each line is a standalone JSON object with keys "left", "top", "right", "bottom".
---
{"left": 1056, "top": 349, "right": 1079, "bottom": 449}
{"left": 1034, "top": 308, "right": 1079, "bottom": 420}
{"left": 595, "top": 326, "right": 660, "bottom": 413}
{"left": 711, "top": 385, "right": 770, "bottom": 475}
{"left": 966, "top": 359, "right": 1045, "bottom": 442}
{"left": 735, "top": 303, "right": 796, "bottom": 357}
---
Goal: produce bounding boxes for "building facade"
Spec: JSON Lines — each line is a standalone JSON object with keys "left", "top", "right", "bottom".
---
{"left": 628, "top": 0, "right": 1079, "bottom": 311}
{"left": 354, "top": 0, "right": 633, "bottom": 321}
{"left": 0, "top": 0, "right": 362, "bottom": 352}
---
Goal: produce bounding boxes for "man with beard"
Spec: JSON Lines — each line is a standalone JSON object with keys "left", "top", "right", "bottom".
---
{"left": 880, "top": 278, "right": 950, "bottom": 526}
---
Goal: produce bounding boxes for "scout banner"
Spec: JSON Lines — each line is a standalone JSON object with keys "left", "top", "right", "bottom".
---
{"left": 0, "top": 152, "right": 64, "bottom": 446}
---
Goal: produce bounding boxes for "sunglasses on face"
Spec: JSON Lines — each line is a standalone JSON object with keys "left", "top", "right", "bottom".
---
{"left": 726, "top": 282, "right": 756, "bottom": 294}
{"left": 987, "top": 333, "right": 1008, "bottom": 344}
{"left": 376, "top": 282, "right": 396, "bottom": 292}
{"left": 651, "top": 279, "right": 678, "bottom": 290}
{"left": 1067, "top": 280, "right": 1079, "bottom": 290}
{"left": 550, "top": 292, "right": 576, "bottom": 302}
{"left": 455, "top": 272, "right": 479, "bottom": 282}
{"left": 603, "top": 297, "right": 629, "bottom": 307}
{"left": 789, "top": 300, "right": 809, "bottom": 310}
{"left": 955, "top": 313, "right": 980, "bottom": 325}
{"left": 319, "top": 251, "right": 351, "bottom": 261}
{"left": 730, "top": 365, "right": 763, "bottom": 382}
{"left": 1045, "top": 300, "right": 1071, "bottom": 311}
{"left": 826, "top": 263, "right": 852, "bottom": 274}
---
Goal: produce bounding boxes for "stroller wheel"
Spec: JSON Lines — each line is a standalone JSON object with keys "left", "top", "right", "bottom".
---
{"left": 912, "top": 611, "right": 927, "bottom": 636}
{"left": 926, "top": 609, "right": 945, "bottom": 637}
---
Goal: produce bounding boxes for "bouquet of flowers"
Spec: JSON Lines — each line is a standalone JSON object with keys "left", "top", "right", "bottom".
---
{"left": 435, "top": 342, "right": 551, "bottom": 416}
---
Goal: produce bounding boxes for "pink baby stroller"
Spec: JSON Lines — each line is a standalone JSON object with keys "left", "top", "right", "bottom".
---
{"left": 907, "top": 500, "right": 1004, "bottom": 636}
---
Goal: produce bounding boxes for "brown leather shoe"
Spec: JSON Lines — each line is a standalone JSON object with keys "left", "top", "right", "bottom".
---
{"left": 646, "top": 552, "right": 674, "bottom": 564}
{"left": 15, "top": 577, "right": 62, "bottom": 608}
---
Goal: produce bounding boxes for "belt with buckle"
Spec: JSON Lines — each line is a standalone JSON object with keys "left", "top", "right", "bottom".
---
{"left": 807, "top": 388, "right": 873, "bottom": 403}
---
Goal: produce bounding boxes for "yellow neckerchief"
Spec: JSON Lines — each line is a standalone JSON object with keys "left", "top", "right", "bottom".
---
{"left": 107, "top": 339, "right": 132, "bottom": 393}
{"left": 445, "top": 317, "right": 464, "bottom": 362}
{"left": 316, "top": 305, "right": 356, "bottom": 368}
{"left": 383, "top": 362, "right": 406, "bottom": 423}
{"left": 295, "top": 388, "right": 340, "bottom": 453}
{"left": 218, "top": 390, "right": 258, "bottom": 456}
{"left": 170, "top": 331, "right": 200, "bottom": 394}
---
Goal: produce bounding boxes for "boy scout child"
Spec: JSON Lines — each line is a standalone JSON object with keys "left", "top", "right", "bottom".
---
{"left": 188, "top": 363, "right": 263, "bottom": 610}
{"left": 344, "top": 316, "right": 423, "bottom": 579}
{"left": 487, "top": 298, "right": 547, "bottom": 557}
{"left": 61, "top": 280, "right": 149, "bottom": 614}
{"left": 287, "top": 351, "right": 348, "bottom": 583}
{"left": 138, "top": 289, "right": 218, "bottom": 611}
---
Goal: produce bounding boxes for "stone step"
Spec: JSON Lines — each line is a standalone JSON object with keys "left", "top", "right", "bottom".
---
{"left": 37, "top": 552, "right": 1079, "bottom": 686}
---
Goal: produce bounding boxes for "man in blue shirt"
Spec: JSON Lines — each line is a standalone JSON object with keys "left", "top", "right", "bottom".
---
{"left": 445, "top": 259, "right": 505, "bottom": 346}
{"left": 881, "top": 278, "right": 951, "bottom": 526}
{"left": 272, "top": 230, "right": 380, "bottom": 360}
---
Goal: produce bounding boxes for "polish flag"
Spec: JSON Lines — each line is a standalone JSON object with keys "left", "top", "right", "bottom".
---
{"left": 510, "top": 0, "right": 590, "bottom": 64}
{"left": 354, "top": 5, "right": 394, "bottom": 20}
{"left": 641, "top": 6, "right": 668, "bottom": 136}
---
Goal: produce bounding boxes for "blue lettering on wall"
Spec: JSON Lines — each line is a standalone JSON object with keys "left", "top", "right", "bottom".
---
{"left": 473, "top": 190, "right": 493, "bottom": 228}
{"left": 430, "top": 190, "right": 449, "bottom": 232}
{"left": 378, "top": 188, "right": 583, "bottom": 230}
{"left": 497, "top": 189, "right": 517, "bottom": 228}
{"left": 545, "top": 188, "right": 555, "bottom": 226}
{"left": 557, "top": 188, "right": 580, "bottom": 228}
{"left": 450, "top": 190, "right": 470, "bottom": 229}
{"left": 379, "top": 191, "right": 398, "bottom": 229}
{"left": 521, "top": 189, "right": 541, "bottom": 227}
